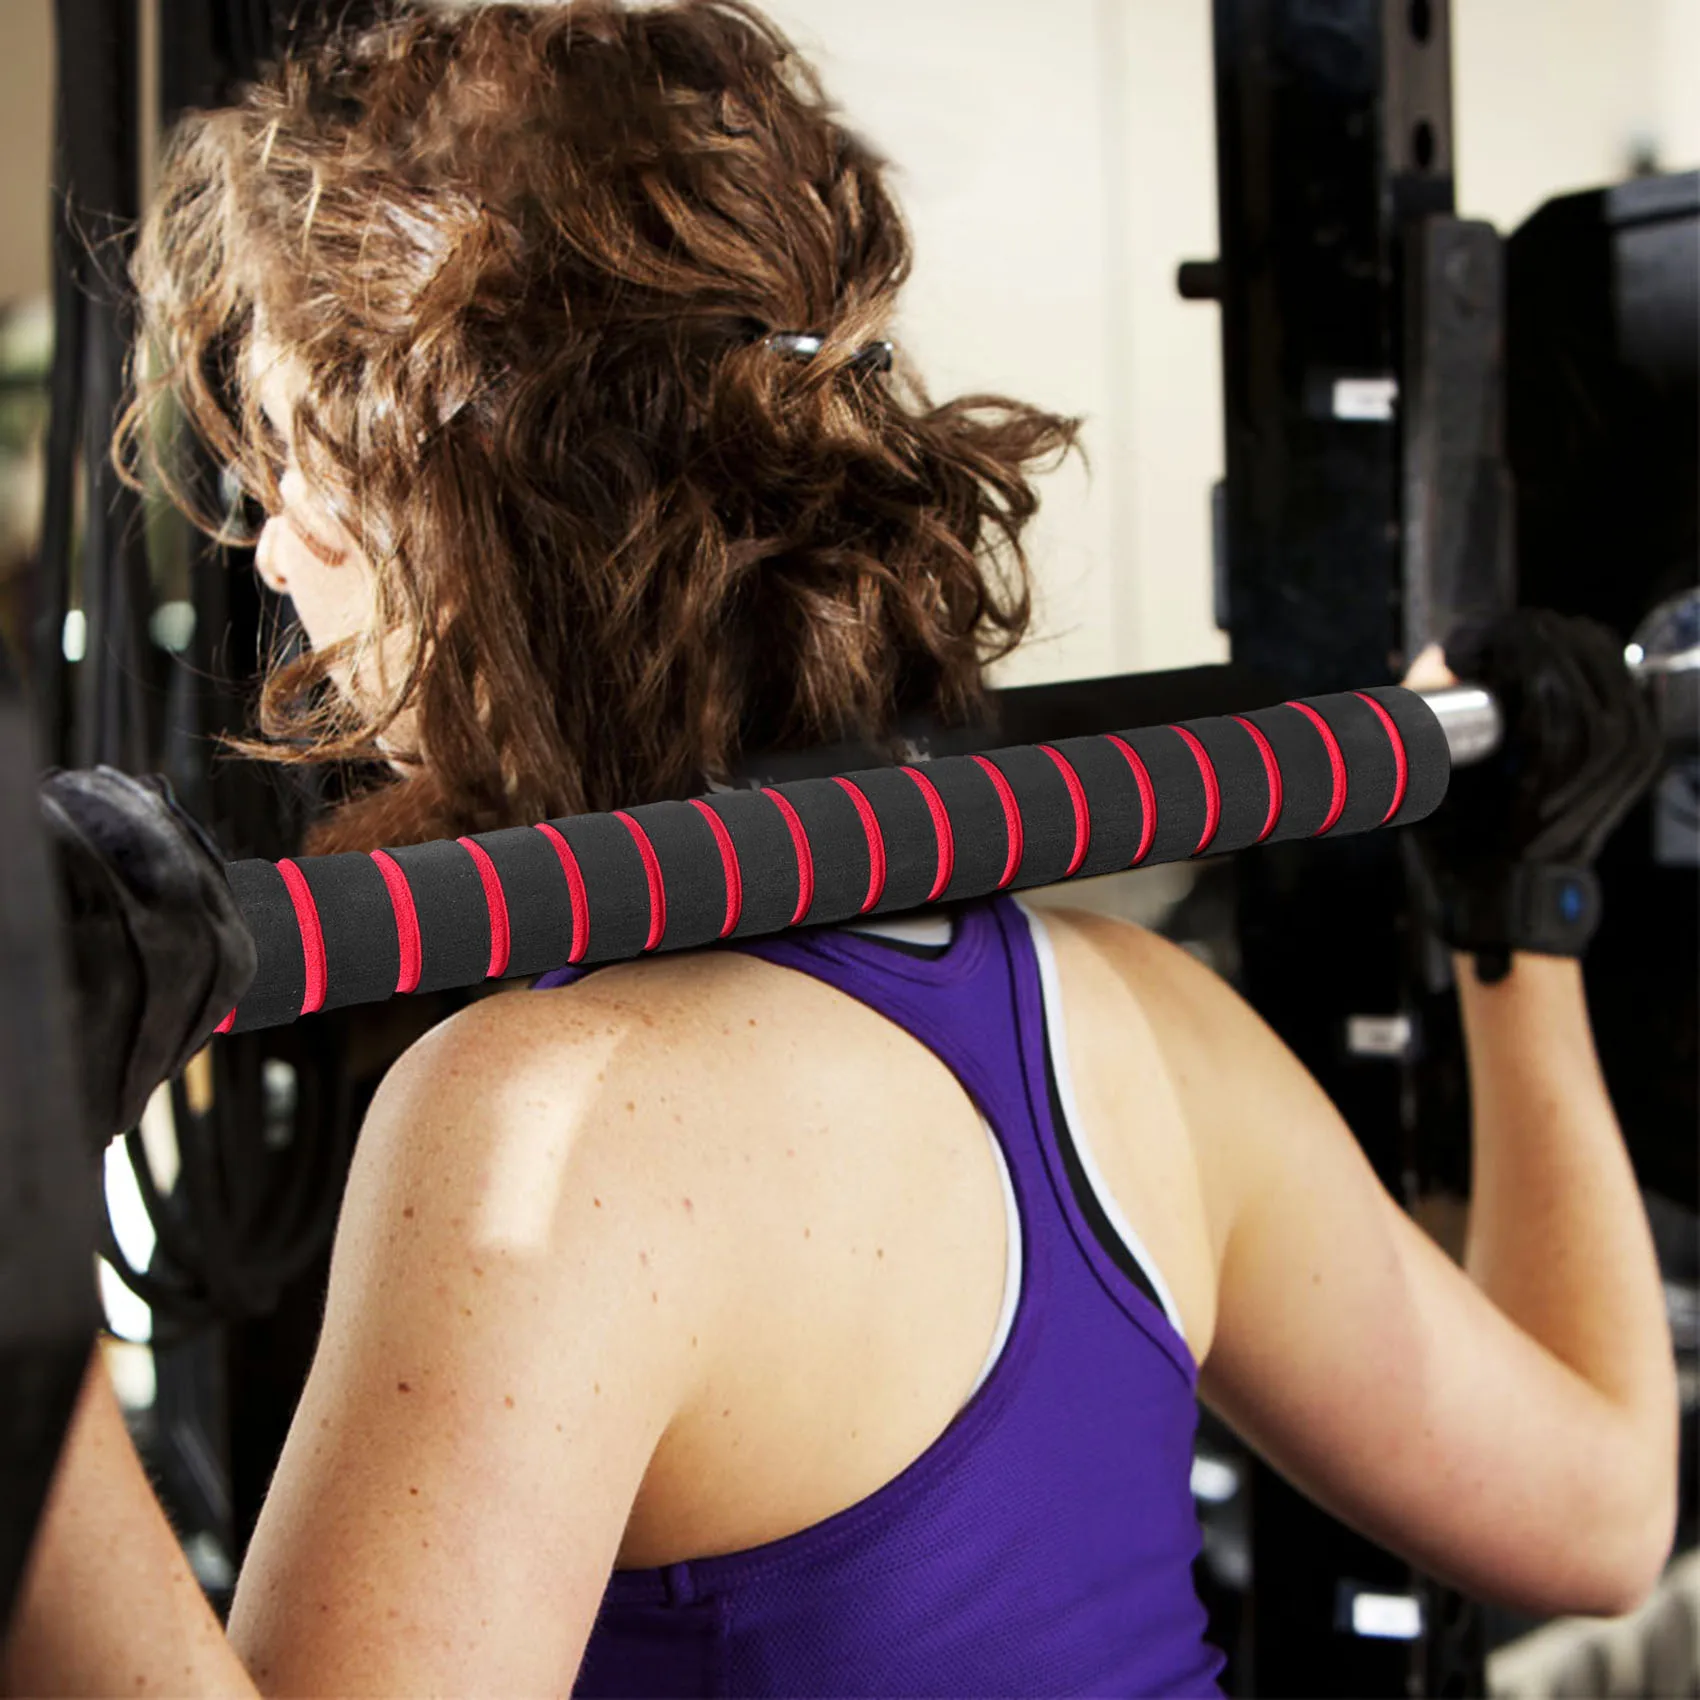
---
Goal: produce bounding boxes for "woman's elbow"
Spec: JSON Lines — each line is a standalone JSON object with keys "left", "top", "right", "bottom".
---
{"left": 1481, "top": 1447, "right": 1678, "bottom": 1620}
{"left": 1583, "top": 1501, "right": 1678, "bottom": 1618}
{"left": 1555, "top": 1461, "right": 1679, "bottom": 1620}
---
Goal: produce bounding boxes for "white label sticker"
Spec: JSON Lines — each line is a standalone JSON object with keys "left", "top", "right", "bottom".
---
{"left": 1346, "top": 1014, "right": 1413, "bottom": 1058}
{"left": 1351, "top": 1592, "right": 1425, "bottom": 1640}
{"left": 1332, "top": 376, "right": 1399, "bottom": 422}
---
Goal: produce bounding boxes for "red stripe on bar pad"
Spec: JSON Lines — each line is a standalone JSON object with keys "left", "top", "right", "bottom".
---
{"left": 1105, "top": 736, "right": 1157, "bottom": 864}
{"left": 369, "top": 850, "right": 423, "bottom": 994}
{"left": 457, "top": 838, "right": 512, "bottom": 979}
{"left": 532, "top": 825, "right": 590, "bottom": 964}
{"left": 613, "top": 812, "right": 667, "bottom": 951}
{"left": 971, "top": 756, "right": 1024, "bottom": 889}
{"left": 832, "top": 778, "right": 887, "bottom": 912}
{"left": 1233, "top": 716, "right": 1282, "bottom": 842}
{"left": 901, "top": 766, "right": 956, "bottom": 901}
{"left": 1169, "top": 727, "right": 1222, "bottom": 854}
{"left": 275, "top": 858, "right": 327, "bottom": 1015}
{"left": 763, "top": 790, "right": 815, "bottom": 927}
{"left": 690, "top": 799, "right": 745, "bottom": 938}
{"left": 1352, "top": 692, "right": 1408, "bottom": 824}
{"left": 1038, "top": 746, "right": 1091, "bottom": 876}
{"left": 1287, "top": 702, "right": 1348, "bottom": 834}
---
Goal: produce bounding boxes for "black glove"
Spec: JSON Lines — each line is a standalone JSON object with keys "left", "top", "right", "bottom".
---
{"left": 1411, "top": 609, "right": 1662, "bottom": 982}
{"left": 38, "top": 768, "right": 257, "bottom": 1148}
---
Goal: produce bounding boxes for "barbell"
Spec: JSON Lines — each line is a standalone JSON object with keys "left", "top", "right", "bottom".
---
{"left": 215, "top": 682, "right": 1487, "bottom": 1033}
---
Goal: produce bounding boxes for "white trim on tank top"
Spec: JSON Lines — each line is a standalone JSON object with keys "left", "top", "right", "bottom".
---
{"left": 844, "top": 913, "right": 955, "bottom": 949}
{"left": 1013, "top": 899, "right": 1189, "bottom": 1345}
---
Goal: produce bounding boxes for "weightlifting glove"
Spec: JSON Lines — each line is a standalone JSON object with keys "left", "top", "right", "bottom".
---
{"left": 1411, "top": 608, "right": 1662, "bottom": 982}
{"left": 38, "top": 768, "right": 256, "bottom": 1148}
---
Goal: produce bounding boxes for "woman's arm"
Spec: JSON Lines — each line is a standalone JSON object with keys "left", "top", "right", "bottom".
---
{"left": 1, "top": 1348, "right": 256, "bottom": 1698}
{"left": 1073, "top": 911, "right": 1677, "bottom": 1616}
{"left": 1456, "top": 950, "right": 1678, "bottom": 1481}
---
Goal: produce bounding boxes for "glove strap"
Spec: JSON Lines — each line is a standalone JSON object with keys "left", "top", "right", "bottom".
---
{"left": 1439, "top": 861, "right": 1602, "bottom": 983}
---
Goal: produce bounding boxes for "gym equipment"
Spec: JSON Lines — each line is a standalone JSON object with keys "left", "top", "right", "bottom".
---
{"left": 215, "top": 686, "right": 1449, "bottom": 1033}
{"left": 1192, "top": 0, "right": 1500, "bottom": 1688}
{"left": 39, "top": 767, "right": 257, "bottom": 1147}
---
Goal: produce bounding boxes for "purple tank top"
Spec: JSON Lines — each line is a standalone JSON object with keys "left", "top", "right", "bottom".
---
{"left": 539, "top": 897, "right": 1224, "bottom": 1697}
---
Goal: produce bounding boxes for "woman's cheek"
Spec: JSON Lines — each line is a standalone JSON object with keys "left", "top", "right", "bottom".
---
{"left": 266, "top": 532, "right": 375, "bottom": 656}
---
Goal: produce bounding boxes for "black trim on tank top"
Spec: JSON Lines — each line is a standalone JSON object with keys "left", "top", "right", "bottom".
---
{"left": 1041, "top": 1018, "right": 1166, "bottom": 1317}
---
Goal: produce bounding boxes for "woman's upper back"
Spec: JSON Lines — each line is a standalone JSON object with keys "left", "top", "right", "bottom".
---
{"left": 560, "top": 897, "right": 1224, "bottom": 1696}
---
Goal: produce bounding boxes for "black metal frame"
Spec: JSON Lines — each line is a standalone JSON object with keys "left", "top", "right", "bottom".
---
{"left": 1201, "top": 2, "right": 1499, "bottom": 1693}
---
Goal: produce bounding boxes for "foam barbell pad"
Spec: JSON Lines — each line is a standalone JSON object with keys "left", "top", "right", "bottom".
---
{"left": 218, "top": 685, "right": 1448, "bottom": 1033}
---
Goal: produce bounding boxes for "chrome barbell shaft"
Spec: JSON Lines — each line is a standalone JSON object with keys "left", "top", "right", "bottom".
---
{"left": 1419, "top": 685, "right": 1504, "bottom": 768}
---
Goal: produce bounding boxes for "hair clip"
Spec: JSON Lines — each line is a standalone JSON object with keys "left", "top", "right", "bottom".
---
{"left": 765, "top": 332, "right": 893, "bottom": 374}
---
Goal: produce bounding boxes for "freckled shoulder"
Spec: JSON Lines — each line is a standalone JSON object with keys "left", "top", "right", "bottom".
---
{"left": 363, "top": 949, "right": 826, "bottom": 1214}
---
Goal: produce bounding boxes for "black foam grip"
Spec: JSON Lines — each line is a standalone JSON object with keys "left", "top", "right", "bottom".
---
{"left": 299, "top": 852, "right": 400, "bottom": 1012}
{"left": 981, "top": 745, "right": 1075, "bottom": 889}
{"left": 1115, "top": 726, "right": 1209, "bottom": 863}
{"left": 773, "top": 778, "right": 870, "bottom": 926}
{"left": 1180, "top": 717, "right": 1276, "bottom": 855}
{"left": 1239, "top": 704, "right": 1337, "bottom": 841}
{"left": 621, "top": 800, "right": 728, "bottom": 954}
{"left": 213, "top": 687, "right": 1451, "bottom": 1030}
{"left": 224, "top": 859, "right": 305, "bottom": 1033}
{"left": 702, "top": 791, "right": 802, "bottom": 939}
{"left": 1306, "top": 692, "right": 1401, "bottom": 835}
{"left": 542, "top": 812, "right": 651, "bottom": 964}
{"left": 929, "top": 757, "right": 1013, "bottom": 901}
{"left": 1052, "top": 736, "right": 1147, "bottom": 876}
{"left": 851, "top": 767, "right": 943, "bottom": 915}
{"left": 467, "top": 825, "right": 577, "bottom": 979}
{"left": 1360, "top": 686, "right": 1449, "bottom": 825}
{"left": 385, "top": 840, "right": 491, "bottom": 994}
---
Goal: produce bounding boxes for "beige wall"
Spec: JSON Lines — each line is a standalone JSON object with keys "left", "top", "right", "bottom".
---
{"left": 1454, "top": 0, "right": 1698, "bottom": 230}
{"left": 0, "top": 0, "right": 51, "bottom": 309}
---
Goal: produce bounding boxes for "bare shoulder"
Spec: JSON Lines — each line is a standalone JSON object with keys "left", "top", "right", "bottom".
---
{"left": 1039, "top": 903, "right": 1268, "bottom": 1055}
{"left": 375, "top": 949, "right": 821, "bottom": 1171}
{"left": 1017, "top": 904, "right": 1254, "bottom": 1350}
{"left": 360, "top": 945, "right": 964, "bottom": 1272}
{"left": 1027, "top": 904, "right": 1294, "bottom": 1228}
{"left": 374, "top": 948, "right": 809, "bottom": 1241}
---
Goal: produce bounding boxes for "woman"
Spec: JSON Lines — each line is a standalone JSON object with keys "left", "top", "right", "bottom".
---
{"left": 3, "top": 3, "right": 1677, "bottom": 1695}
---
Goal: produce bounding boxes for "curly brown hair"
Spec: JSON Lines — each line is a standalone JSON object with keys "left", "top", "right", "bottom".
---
{"left": 120, "top": 0, "right": 1079, "bottom": 852}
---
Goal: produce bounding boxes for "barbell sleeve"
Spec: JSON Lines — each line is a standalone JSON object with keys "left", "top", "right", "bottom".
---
{"left": 1419, "top": 684, "right": 1503, "bottom": 768}
{"left": 217, "top": 684, "right": 1451, "bottom": 1033}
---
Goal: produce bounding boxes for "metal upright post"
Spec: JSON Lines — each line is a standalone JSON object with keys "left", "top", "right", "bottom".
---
{"left": 1196, "top": 1, "right": 1493, "bottom": 1693}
